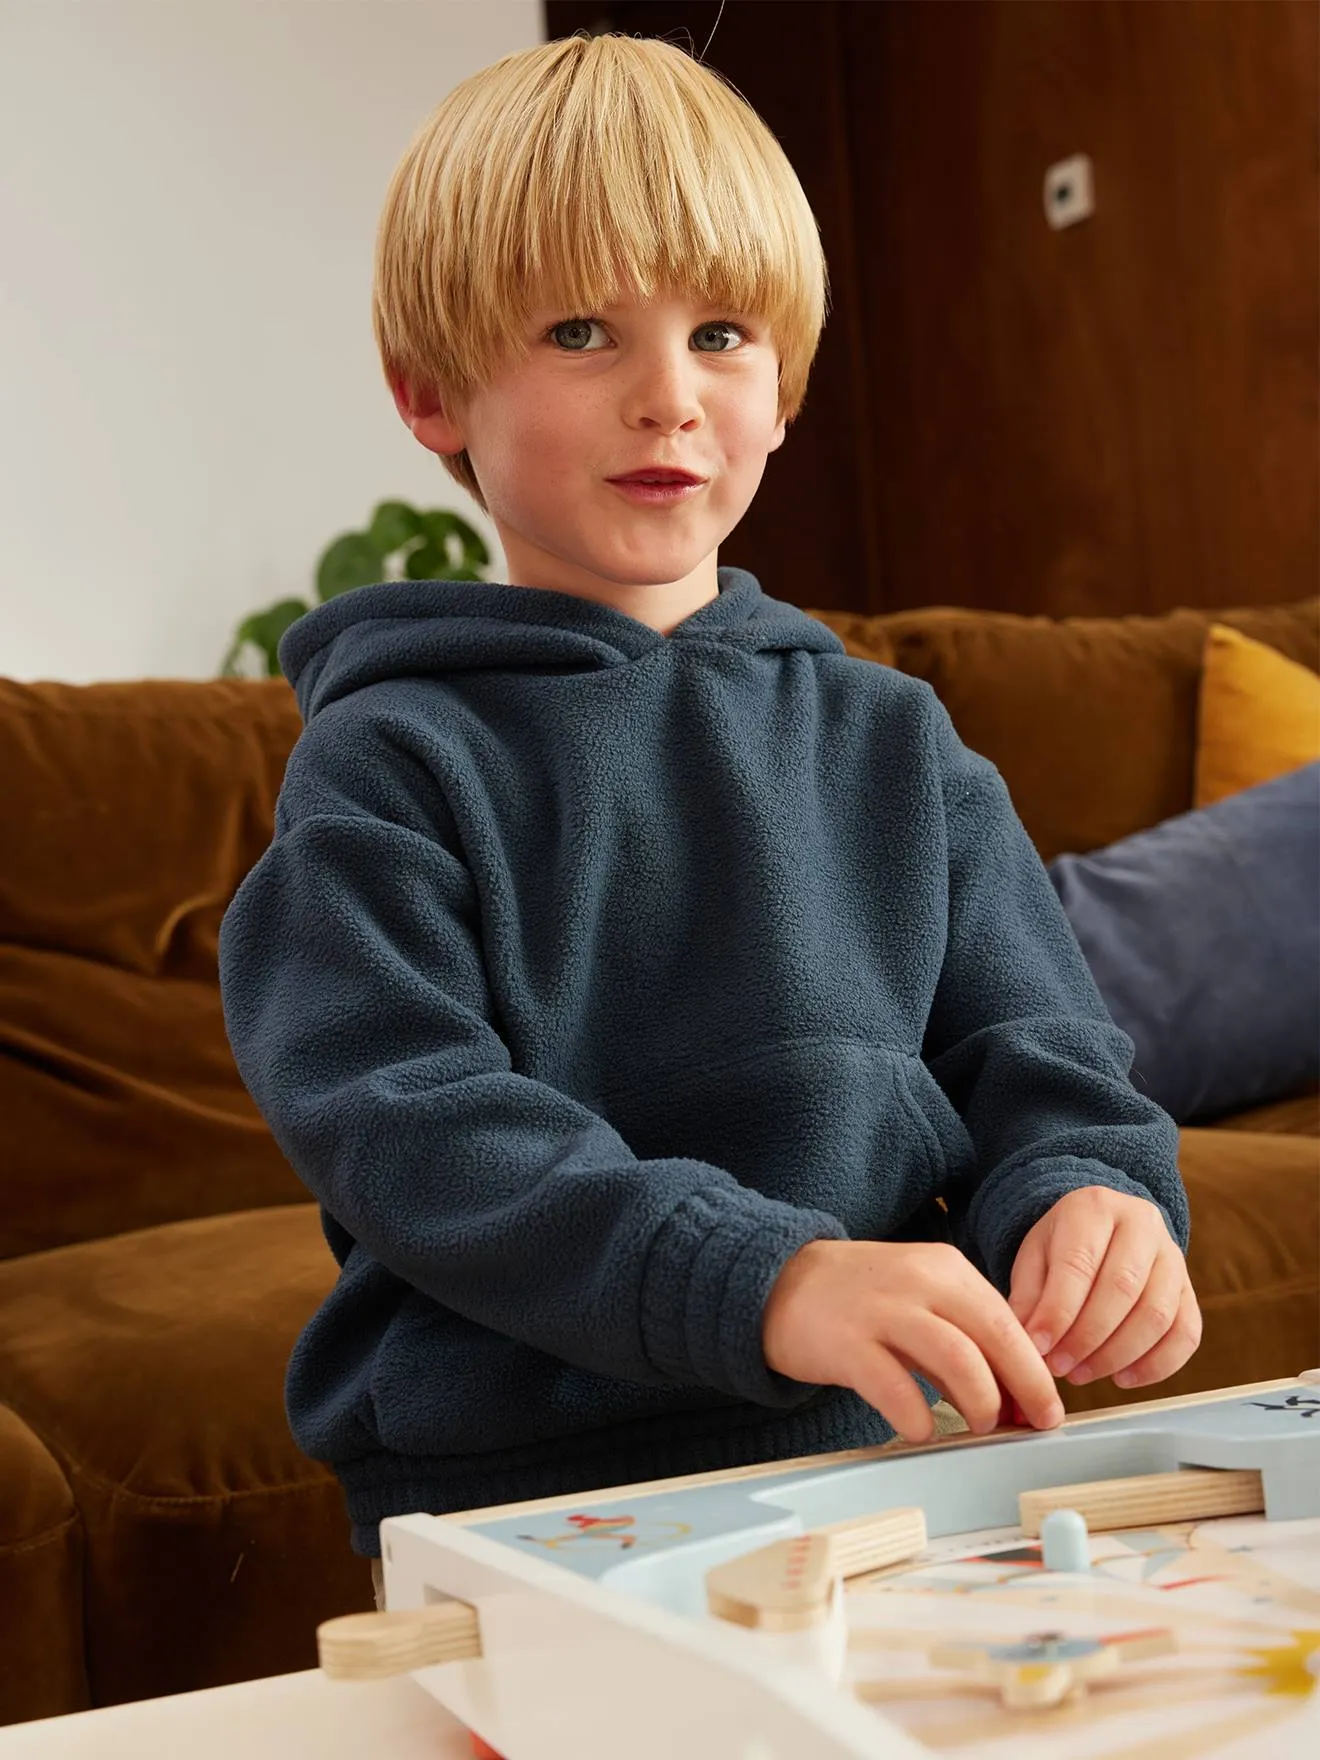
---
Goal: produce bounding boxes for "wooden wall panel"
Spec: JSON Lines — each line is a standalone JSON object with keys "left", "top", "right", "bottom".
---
{"left": 842, "top": 0, "right": 1319, "bottom": 615}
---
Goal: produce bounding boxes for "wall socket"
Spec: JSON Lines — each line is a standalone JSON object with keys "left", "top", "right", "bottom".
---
{"left": 1044, "top": 155, "right": 1095, "bottom": 230}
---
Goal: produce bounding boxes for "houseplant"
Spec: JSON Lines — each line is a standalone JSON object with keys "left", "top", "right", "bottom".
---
{"left": 222, "top": 500, "right": 491, "bottom": 677}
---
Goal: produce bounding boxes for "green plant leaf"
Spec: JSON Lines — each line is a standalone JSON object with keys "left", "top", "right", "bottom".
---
{"left": 317, "top": 532, "right": 384, "bottom": 601}
{"left": 404, "top": 541, "right": 447, "bottom": 581}
{"left": 222, "top": 597, "right": 309, "bottom": 676}
{"left": 368, "top": 500, "right": 424, "bottom": 555}
{"left": 225, "top": 499, "right": 491, "bottom": 678}
{"left": 420, "top": 509, "right": 490, "bottom": 570}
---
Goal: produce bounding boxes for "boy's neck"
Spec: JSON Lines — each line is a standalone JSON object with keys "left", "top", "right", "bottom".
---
{"left": 499, "top": 543, "right": 722, "bottom": 636}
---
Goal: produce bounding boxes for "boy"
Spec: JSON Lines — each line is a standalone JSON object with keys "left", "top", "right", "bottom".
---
{"left": 219, "top": 34, "right": 1198, "bottom": 1574}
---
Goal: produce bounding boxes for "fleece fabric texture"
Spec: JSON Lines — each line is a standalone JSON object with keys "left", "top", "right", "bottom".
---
{"left": 218, "top": 567, "right": 1188, "bottom": 1553}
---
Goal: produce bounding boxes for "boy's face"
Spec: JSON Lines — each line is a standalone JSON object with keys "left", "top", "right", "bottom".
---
{"left": 392, "top": 290, "right": 787, "bottom": 630}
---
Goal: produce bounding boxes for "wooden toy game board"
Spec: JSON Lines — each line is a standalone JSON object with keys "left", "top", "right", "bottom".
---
{"left": 321, "top": 1376, "right": 1320, "bottom": 1758}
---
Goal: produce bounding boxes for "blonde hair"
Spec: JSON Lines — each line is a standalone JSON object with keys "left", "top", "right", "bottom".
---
{"left": 372, "top": 32, "right": 830, "bottom": 510}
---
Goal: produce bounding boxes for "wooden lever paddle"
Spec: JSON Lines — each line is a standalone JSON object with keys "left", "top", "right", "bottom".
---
{"left": 706, "top": 1506, "right": 927, "bottom": 1631}
{"left": 318, "top": 1602, "right": 482, "bottom": 1681}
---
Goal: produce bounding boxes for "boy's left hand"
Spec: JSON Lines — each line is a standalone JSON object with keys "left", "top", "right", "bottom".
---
{"left": 1008, "top": 1186, "right": 1201, "bottom": 1392}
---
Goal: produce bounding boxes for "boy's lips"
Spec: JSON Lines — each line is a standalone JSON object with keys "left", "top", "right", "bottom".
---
{"left": 607, "top": 467, "right": 707, "bottom": 485}
{"left": 606, "top": 473, "right": 707, "bottom": 506}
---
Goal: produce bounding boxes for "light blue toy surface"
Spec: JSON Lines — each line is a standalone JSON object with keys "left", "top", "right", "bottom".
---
{"left": 470, "top": 1382, "right": 1320, "bottom": 1621}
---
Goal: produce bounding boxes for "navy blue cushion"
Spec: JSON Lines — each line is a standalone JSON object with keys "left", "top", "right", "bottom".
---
{"left": 1047, "top": 762, "right": 1319, "bottom": 1125}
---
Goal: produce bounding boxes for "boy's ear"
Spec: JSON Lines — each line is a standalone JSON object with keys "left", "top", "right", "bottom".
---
{"left": 768, "top": 414, "right": 787, "bottom": 453}
{"left": 388, "top": 372, "right": 436, "bottom": 421}
{"left": 388, "top": 372, "right": 465, "bottom": 457}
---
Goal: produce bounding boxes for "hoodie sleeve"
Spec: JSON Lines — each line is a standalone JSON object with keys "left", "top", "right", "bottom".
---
{"left": 920, "top": 708, "right": 1190, "bottom": 1291}
{"left": 218, "top": 710, "right": 844, "bottom": 1408}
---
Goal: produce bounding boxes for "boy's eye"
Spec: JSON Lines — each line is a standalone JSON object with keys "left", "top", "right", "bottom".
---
{"left": 549, "top": 318, "right": 605, "bottom": 352}
{"left": 691, "top": 321, "right": 747, "bottom": 353}
{"left": 546, "top": 318, "right": 748, "bottom": 353}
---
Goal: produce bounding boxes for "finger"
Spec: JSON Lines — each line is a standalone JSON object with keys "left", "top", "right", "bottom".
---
{"left": 890, "top": 1314, "right": 1004, "bottom": 1436}
{"left": 934, "top": 1278, "right": 1064, "bottom": 1431}
{"left": 849, "top": 1341, "right": 944, "bottom": 1444}
{"left": 1008, "top": 1224, "right": 1049, "bottom": 1329}
{"left": 1047, "top": 1216, "right": 1159, "bottom": 1380}
{"left": 1021, "top": 1193, "right": 1117, "bottom": 1360}
{"left": 1109, "top": 1288, "right": 1204, "bottom": 1390}
{"left": 1069, "top": 1253, "right": 1187, "bottom": 1384}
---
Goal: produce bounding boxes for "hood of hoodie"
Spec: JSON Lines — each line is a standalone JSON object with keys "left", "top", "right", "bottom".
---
{"left": 280, "top": 567, "right": 844, "bottom": 722}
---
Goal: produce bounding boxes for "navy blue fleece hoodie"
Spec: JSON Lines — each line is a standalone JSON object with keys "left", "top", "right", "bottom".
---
{"left": 219, "top": 567, "right": 1188, "bottom": 1553}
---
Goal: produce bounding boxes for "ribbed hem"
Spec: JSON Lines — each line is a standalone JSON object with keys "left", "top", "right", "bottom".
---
{"left": 338, "top": 1387, "right": 912, "bottom": 1557}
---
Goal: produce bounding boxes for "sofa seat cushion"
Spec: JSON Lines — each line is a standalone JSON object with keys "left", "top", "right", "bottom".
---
{"left": 0, "top": 1404, "right": 86, "bottom": 1724}
{"left": 0, "top": 1204, "right": 371, "bottom": 1708}
{"left": 1061, "top": 1128, "right": 1320, "bottom": 1414}
{"left": 1216, "top": 1089, "right": 1319, "bottom": 1137}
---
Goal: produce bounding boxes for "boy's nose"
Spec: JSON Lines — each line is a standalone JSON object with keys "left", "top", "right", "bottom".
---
{"left": 625, "top": 367, "right": 704, "bottom": 432}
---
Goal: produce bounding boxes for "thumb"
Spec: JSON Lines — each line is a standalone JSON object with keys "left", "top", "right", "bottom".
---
{"left": 1008, "top": 1224, "right": 1049, "bottom": 1336}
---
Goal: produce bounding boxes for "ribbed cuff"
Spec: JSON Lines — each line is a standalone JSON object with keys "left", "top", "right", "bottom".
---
{"left": 638, "top": 1187, "right": 848, "bottom": 1406}
{"left": 968, "top": 1156, "right": 1190, "bottom": 1292}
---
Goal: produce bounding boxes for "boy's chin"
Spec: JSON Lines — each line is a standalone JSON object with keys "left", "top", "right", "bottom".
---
{"left": 589, "top": 532, "right": 731, "bottom": 585}
{"left": 498, "top": 520, "right": 729, "bottom": 595}
{"left": 591, "top": 558, "right": 716, "bottom": 590}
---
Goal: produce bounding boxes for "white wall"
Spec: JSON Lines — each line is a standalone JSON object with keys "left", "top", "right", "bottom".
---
{"left": 0, "top": 0, "right": 546, "bottom": 683}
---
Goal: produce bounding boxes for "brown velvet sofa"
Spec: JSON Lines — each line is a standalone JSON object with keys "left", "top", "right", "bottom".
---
{"left": 2, "top": 595, "right": 1317, "bottom": 1726}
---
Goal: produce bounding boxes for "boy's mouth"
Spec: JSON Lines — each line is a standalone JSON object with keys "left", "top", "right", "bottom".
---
{"left": 607, "top": 472, "right": 707, "bottom": 506}
{"left": 607, "top": 467, "right": 707, "bottom": 486}
{"left": 606, "top": 466, "right": 708, "bottom": 506}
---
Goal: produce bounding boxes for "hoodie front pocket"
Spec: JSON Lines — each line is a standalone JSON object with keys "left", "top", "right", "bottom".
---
{"left": 600, "top": 1036, "right": 969, "bottom": 1241}
{"left": 889, "top": 1053, "right": 977, "bottom": 1191}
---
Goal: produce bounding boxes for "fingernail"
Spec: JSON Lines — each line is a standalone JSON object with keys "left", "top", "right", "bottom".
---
{"left": 1030, "top": 1331, "right": 1052, "bottom": 1355}
{"left": 1068, "top": 1365, "right": 1094, "bottom": 1386}
{"left": 1113, "top": 1370, "right": 1136, "bottom": 1388}
{"left": 1049, "top": 1352, "right": 1075, "bottom": 1378}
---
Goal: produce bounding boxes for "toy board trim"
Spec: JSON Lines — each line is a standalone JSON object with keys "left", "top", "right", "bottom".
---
{"left": 438, "top": 1377, "right": 1299, "bottom": 1529}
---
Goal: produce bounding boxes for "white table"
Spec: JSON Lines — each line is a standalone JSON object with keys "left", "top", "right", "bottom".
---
{"left": 0, "top": 1668, "right": 474, "bottom": 1758}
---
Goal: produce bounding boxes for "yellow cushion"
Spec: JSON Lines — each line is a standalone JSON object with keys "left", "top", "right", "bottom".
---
{"left": 1195, "top": 624, "right": 1320, "bottom": 807}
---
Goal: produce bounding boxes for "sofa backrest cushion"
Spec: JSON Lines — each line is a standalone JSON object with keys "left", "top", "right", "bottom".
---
{"left": 1048, "top": 761, "right": 1320, "bottom": 1125}
{"left": 0, "top": 678, "right": 307, "bottom": 1258}
{"left": 809, "top": 597, "right": 1319, "bottom": 861}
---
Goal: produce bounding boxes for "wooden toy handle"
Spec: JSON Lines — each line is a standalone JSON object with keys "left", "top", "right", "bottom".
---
{"left": 1019, "top": 1468, "right": 1263, "bottom": 1536}
{"left": 819, "top": 1507, "right": 927, "bottom": 1578}
{"left": 318, "top": 1602, "right": 483, "bottom": 1680}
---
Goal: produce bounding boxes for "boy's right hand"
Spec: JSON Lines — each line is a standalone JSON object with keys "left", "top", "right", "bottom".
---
{"left": 762, "top": 1239, "right": 1065, "bottom": 1443}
